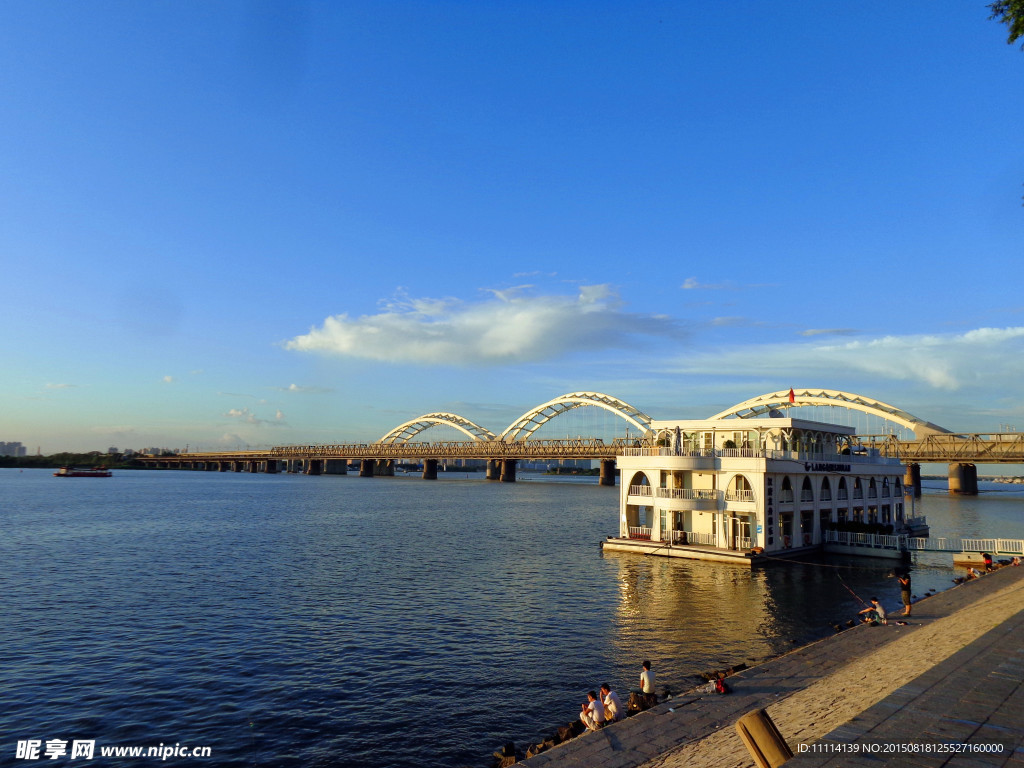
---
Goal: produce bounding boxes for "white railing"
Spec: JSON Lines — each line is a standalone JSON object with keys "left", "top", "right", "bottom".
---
{"left": 822, "top": 532, "right": 1024, "bottom": 555}
{"left": 725, "top": 489, "right": 755, "bottom": 503}
{"left": 824, "top": 530, "right": 902, "bottom": 549}
{"left": 800, "top": 491, "right": 814, "bottom": 502}
{"left": 656, "top": 488, "right": 720, "bottom": 501}
{"left": 778, "top": 491, "right": 794, "bottom": 503}
{"left": 628, "top": 526, "right": 653, "bottom": 540}
{"left": 619, "top": 448, "right": 718, "bottom": 458}
{"left": 903, "top": 537, "right": 1024, "bottom": 555}
{"left": 670, "top": 530, "right": 717, "bottom": 546}
{"left": 628, "top": 484, "right": 653, "bottom": 497}
{"left": 765, "top": 450, "right": 902, "bottom": 466}
{"left": 737, "top": 537, "right": 752, "bottom": 550}
{"left": 616, "top": 446, "right": 901, "bottom": 465}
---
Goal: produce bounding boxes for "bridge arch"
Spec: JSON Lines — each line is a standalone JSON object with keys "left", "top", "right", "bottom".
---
{"left": 708, "top": 388, "right": 951, "bottom": 439}
{"left": 378, "top": 413, "right": 498, "bottom": 444}
{"left": 499, "top": 392, "right": 654, "bottom": 442}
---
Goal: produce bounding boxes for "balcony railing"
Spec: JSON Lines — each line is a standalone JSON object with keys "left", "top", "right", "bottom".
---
{"left": 725, "top": 489, "right": 755, "bottom": 503}
{"left": 627, "top": 526, "right": 652, "bottom": 540}
{"left": 628, "top": 485, "right": 653, "bottom": 497}
{"left": 656, "top": 488, "right": 719, "bottom": 501}
{"left": 670, "top": 530, "right": 718, "bottom": 546}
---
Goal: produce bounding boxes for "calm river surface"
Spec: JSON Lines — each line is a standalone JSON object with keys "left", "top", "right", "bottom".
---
{"left": 2, "top": 468, "right": 1022, "bottom": 767}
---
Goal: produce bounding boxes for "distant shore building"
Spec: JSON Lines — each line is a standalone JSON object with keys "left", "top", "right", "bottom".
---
{"left": 0, "top": 441, "right": 27, "bottom": 457}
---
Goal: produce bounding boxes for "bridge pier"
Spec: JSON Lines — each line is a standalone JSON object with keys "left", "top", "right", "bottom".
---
{"left": 264, "top": 460, "right": 279, "bottom": 474}
{"left": 358, "top": 459, "right": 375, "bottom": 478}
{"left": 248, "top": 461, "right": 259, "bottom": 473}
{"left": 948, "top": 462, "right": 978, "bottom": 495}
{"left": 500, "top": 459, "right": 517, "bottom": 482}
{"left": 599, "top": 459, "right": 617, "bottom": 487}
{"left": 218, "top": 462, "right": 229, "bottom": 472}
{"left": 486, "top": 460, "right": 501, "bottom": 481}
{"left": 305, "top": 459, "right": 322, "bottom": 475}
{"left": 903, "top": 463, "right": 921, "bottom": 497}
{"left": 422, "top": 458, "right": 438, "bottom": 480}
{"left": 376, "top": 460, "right": 395, "bottom": 476}
{"left": 323, "top": 459, "right": 347, "bottom": 475}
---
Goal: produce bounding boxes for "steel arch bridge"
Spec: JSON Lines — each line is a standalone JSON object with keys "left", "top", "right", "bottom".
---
{"left": 378, "top": 392, "right": 654, "bottom": 445}
{"left": 708, "top": 388, "right": 951, "bottom": 438}
{"left": 378, "top": 413, "right": 498, "bottom": 444}
{"left": 499, "top": 392, "right": 654, "bottom": 442}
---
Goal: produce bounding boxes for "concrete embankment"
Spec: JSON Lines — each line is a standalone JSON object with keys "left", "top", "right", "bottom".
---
{"left": 519, "top": 565, "right": 1024, "bottom": 768}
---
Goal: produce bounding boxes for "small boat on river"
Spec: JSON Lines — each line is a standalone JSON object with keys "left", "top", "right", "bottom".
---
{"left": 53, "top": 466, "right": 112, "bottom": 478}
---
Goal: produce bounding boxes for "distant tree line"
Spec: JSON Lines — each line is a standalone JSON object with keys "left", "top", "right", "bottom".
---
{"left": 0, "top": 452, "right": 137, "bottom": 469}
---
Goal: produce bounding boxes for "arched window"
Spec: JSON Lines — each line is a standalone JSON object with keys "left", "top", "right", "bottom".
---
{"left": 727, "top": 474, "right": 754, "bottom": 502}
{"left": 820, "top": 477, "right": 832, "bottom": 502}
{"left": 780, "top": 476, "right": 794, "bottom": 503}
{"left": 837, "top": 477, "right": 848, "bottom": 500}
{"left": 800, "top": 476, "right": 814, "bottom": 502}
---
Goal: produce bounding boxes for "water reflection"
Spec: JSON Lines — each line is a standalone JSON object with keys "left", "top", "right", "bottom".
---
{"left": 601, "top": 544, "right": 972, "bottom": 696}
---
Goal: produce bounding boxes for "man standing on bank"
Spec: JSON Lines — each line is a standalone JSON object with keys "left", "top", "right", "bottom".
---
{"left": 898, "top": 573, "right": 912, "bottom": 616}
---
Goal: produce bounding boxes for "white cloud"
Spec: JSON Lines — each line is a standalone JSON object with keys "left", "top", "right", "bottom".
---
{"left": 682, "top": 277, "right": 778, "bottom": 291}
{"left": 225, "top": 407, "right": 285, "bottom": 427}
{"left": 284, "top": 285, "right": 682, "bottom": 365}
{"left": 674, "top": 326, "right": 1024, "bottom": 392}
{"left": 46, "top": 382, "right": 75, "bottom": 389}
{"left": 800, "top": 328, "right": 860, "bottom": 337}
{"left": 273, "top": 383, "right": 333, "bottom": 393}
{"left": 163, "top": 375, "right": 175, "bottom": 383}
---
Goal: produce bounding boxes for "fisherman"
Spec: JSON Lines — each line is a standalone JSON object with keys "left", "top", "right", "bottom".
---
{"left": 859, "top": 597, "right": 887, "bottom": 625}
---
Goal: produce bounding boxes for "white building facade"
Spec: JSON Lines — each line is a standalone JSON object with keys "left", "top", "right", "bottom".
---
{"left": 614, "top": 417, "right": 907, "bottom": 557}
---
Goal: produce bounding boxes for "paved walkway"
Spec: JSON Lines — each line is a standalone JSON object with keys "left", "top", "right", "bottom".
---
{"left": 518, "top": 566, "right": 1024, "bottom": 768}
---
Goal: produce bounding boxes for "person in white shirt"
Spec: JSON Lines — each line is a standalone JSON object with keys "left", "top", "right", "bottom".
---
{"left": 579, "top": 690, "right": 605, "bottom": 730}
{"left": 640, "top": 660, "right": 655, "bottom": 694}
{"left": 601, "top": 683, "right": 623, "bottom": 722}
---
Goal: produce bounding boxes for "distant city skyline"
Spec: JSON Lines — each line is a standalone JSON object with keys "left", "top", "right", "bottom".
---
{"left": 2, "top": 2, "right": 1022, "bottom": 453}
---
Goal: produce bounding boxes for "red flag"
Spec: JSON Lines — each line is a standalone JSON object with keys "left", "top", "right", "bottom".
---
{"left": 788, "top": 388, "right": 795, "bottom": 403}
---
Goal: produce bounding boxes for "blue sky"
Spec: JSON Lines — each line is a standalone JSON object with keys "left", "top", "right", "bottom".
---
{"left": 2, "top": 1, "right": 1022, "bottom": 453}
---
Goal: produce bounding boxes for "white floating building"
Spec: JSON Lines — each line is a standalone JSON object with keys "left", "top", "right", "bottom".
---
{"left": 602, "top": 416, "right": 915, "bottom": 564}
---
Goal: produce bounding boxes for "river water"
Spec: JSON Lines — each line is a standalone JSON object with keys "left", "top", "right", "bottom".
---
{"left": 2, "top": 468, "right": 1022, "bottom": 767}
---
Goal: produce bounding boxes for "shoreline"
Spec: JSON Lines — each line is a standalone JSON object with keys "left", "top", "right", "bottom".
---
{"left": 517, "top": 564, "right": 1024, "bottom": 767}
